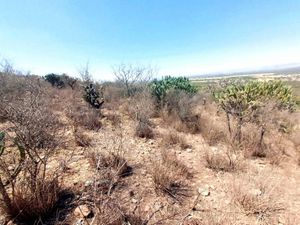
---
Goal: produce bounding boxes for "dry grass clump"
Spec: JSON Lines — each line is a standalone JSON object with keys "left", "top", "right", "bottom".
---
{"left": 102, "top": 82, "right": 125, "bottom": 103}
{"left": 87, "top": 147, "right": 132, "bottom": 194}
{"left": 162, "top": 90, "right": 201, "bottom": 134}
{"left": 125, "top": 89, "right": 156, "bottom": 139}
{"left": 2, "top": 178, "right": 62, "bottom": 223}
{"left": 151, "top": 151, "right": 191, "bottom": 201}
{"left": 232, "top": 175, "right": 284, "bottom": 222}
{"left": 240, "top": 124, "right": 267, "bottom": 158}
{"left": 128, "top": 89, "right": 156, "bottom": 120}
{"left": 74, "top": 128, "right": 92, "bottom": 147}
{"left": 68, "top": 104, "right": 102, "bottom": 131}
{"left": 0, "top": 83, "right": 70, "bottom": 223}
{"left": 183, "top": 213, "right": 234, "bottom": 225}
{"left": 135, "top": 119, "right": 154, "bottom": 139}
{"left": 105, "top": 112, "right": 121, "bottom": 127}
{"left": 205, "top": 150, "right": 244, "bottom": 172}
{"left": 201, "top": 116, "right": 228, "bottom": 146}
{"left": 93, "top": 199, "right": 147, "bottom": 225}
{"left": 162, "top": 129, "right": 190, "bottom": 149}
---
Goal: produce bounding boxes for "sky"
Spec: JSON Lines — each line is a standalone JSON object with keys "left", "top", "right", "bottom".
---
{"left": 1, "top": 0, "right": 300, "bottom": 80}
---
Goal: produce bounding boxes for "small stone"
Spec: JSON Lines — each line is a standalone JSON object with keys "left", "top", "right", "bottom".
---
{"left": 74, "top": 205, "right": 92, "bottom": 218}
{"left": 252, "top": 189, "right": 262, "bottom": 196}
{"left": 201, "top": 190, "right": 210, "bottom": 196}
{"left": 131, "top": 198, "right": 138, "bottom": 203}
{"left": 198, "top": 187, "right": 210, "bottom": 196}
{"left": 8, "top": 166, "right": 14, "bottom": 171}
{"left": 76, "top": 219, "right": 85, "bottom": 225}
{"left": 84, "top": 180, "right": 93, "bottom": 187}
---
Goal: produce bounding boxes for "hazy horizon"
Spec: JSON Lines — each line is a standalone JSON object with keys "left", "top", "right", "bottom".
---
{"left": 1, "top": 0, "right": 300, "bottom": 80}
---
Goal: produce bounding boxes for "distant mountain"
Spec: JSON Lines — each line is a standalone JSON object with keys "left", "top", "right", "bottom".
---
{"left": 191, "top": 64, "right": 300, "bottom": 79}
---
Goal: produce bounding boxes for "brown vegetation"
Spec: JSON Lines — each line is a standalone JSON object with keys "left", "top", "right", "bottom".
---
{"left": 0, "top": 66, "right": 299, "bottom": 224}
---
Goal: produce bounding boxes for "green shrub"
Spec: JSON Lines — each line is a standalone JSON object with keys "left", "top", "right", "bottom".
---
{"left": 44, "top": 73, "right": 65, "bottom": 88}
{"left": 150, "top": 76, "right": 197, "bottom": 104}
{"left": 214, "top": 80, "right": 295, "bottom": 144}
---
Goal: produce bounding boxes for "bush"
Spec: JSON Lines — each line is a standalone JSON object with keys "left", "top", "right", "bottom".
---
{"left": 205, "top": 151, "right": 243, "bottom": 172}
{"left": 162, "top": 89, "right": 201, "bottom": 133}
{"left": 135, "top": 119, "right": 154, "bottom": 139}
{"left": 214, "top": 80, "right": 295, "bottom": 144}
{"left": 0, "top": 87, "right": 65, "bottom": 223}
{"left": 74, "top": 129, "right": 92, "bottom": 147}
{"left": 151, "top": 76, "right": 197, "bottom": 104}
{"left": 162, "top": 129, "right": 190, "bottom": 149}
{"left": 151, "top": 151, "right": 191, "bottom": 201}
{"left": 44, "top": 73, "right": 65, "bottom": 88}
{"left": 68, "top": 104, "right": 102, "bottom": 131}
{"left": 2, "top": 178, "right": 61, "bottom": 223}
{"left": 128, "top": 89, "right": 156, "bottom": 121}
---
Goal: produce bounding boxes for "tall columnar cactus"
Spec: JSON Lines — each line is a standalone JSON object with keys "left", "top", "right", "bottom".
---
{"left": 214, "top": 80, "right": 295, "bottom": 143}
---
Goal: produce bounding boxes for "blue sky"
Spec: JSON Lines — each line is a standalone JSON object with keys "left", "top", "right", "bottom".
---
{"left": 1, "top": 0, "right": 300, "bottom": 80}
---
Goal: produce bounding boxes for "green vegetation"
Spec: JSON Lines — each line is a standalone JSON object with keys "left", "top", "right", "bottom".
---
{"left": 44, "top": 73, "right": 65, "bottom": 88}
{"left": 84, "top": 83, "right": 104, "bottom": 109}
{"left": 214, "top": 80, "right": 295, "bottom": 144}
{"left": 150, "top": 76, "right": 197, "bottom": 103}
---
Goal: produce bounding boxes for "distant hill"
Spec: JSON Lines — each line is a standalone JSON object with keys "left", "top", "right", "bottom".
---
{"left": 191, "top": 64, "right": 300, "bottom": 79}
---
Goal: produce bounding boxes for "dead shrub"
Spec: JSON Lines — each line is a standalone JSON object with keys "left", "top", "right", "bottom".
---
{"left": 87, "top": 140, "right": 132, "bottom": 194}
{"left": 74, "top": 129, "right": 92, "bottom": 147}
{"left": 163, "top": 90, "right": 201, "bottom": 134}
{"left": 232, "top": 175, "right": 284, "bottom": 222}
{"left": 102, "top": 82, "right": 125, "bottom": 104}
{"left": 128, "top": 89, "right": 156, "bottom": 120}
{"left": 241, "top": 124, "right": 267, "bottom": 158}
{"left": 94, "top": 199, "right": 147, "bottom": 225}
{"left": 105, "top": 112, "right": 121, "bottom": 127}
{"left": 205, "top": 151, "right": 243, "bottom": 172}
{"left": 2, "top": 178, "right": 61, "bottom": 223}
{"left": 201, "top": 116, "right": 228, "bottom": 146}
{"left": 0, "top": 85, "right": 67, "bottom": 223}
{"left": 151, "top": 151, "right": 191, "bottom": 201}
{"left": 162, "top": 129, "right": 190, "bottom": 149}
{"left": 135, "top": 119, "right": 154, "bottom": 139}
{"left": 68, "top": 104, "right": 102, "bottom": 131}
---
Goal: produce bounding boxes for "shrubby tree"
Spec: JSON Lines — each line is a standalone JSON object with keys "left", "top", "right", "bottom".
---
{"left": 214, "top": 80, "right": 295, "bottom": 144}
{"left": 61, "top": 73, "right": 78, "bottom": 89}
{"left": 113, "top": 64, "right": 156, "bottom": 97}
{"left": 44, "top": 73, "right": 65, "bottom": 88}
{"left": 150, "top": 76, "right": 197, "bottom": 104}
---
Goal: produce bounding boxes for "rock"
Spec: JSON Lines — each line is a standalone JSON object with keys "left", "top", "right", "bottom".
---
{"left": 131, "top": 198, "right": 138, "bottom": 203}
{"left": 198, "top": 187, "right": 210, "bottom": 196}
{"left": 74, "top": 205, "right": 92, "bottom": 218}
{"left": 84, "top": 180, "right": 93, "bottom": 187}
{"left": 76, "top": 219, "right": 85, "bottom": 225}
{"left": 186, "top": 148, "right": 193, "bottom": 153}
{"left": 251, "top": 189, "right": 262, "bottom": 196}
{"left": 8, "top": 166, "right": 14, "bottom": 171}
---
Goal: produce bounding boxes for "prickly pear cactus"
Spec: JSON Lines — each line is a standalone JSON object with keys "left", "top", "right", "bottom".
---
{"left": 84, "top": 84, "right": 104, "bottom": 109}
